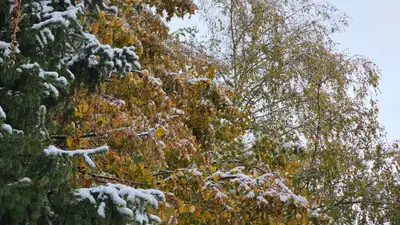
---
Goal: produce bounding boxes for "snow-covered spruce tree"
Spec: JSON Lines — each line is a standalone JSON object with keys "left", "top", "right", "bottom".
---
{"left": 0, "top": 0, "right": 163, "bottom": 224}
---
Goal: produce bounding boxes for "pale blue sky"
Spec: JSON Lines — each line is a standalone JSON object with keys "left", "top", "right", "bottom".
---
{"left": 330, "top": 0, "right": 400, "bottom": 141}
{"left": 170, "top": 0, "right": 400, "bottom": 141}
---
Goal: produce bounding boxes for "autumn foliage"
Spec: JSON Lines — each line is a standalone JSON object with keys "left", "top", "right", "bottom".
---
{"left": 40, "top": 0, "right": 399, "bottom": 224}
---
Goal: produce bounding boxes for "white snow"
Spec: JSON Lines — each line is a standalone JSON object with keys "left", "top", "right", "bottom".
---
{"left": 190, "top": 168, "right": 203, "bottom": 176}
{"left": 97, "top": 202, "right": 106, "bottom": 218}
{"left": 44, "top": 145, "right": 109, "bottom": 156}
{"left": 0, "top": 106, "right": 6, "bottom": 119}
{"left": 20, "top": 63, "right": 40, "bottom": 69}
{"left": 38, "top": 28, "right": 55, "bottom": 47}
{"left": 32, "top": 4, "right": 83, "bottom": 29}
{"left": 43, "top": 82, "right": 59, "bottom": 97}
{"left": 245, "top": 191, "right": 255, "bottom": 198}
{"left": 19, "top": 177, "right": 32, "bottom": 182}
{"left": 282, "top": 142, "right": 305, "bottom": 150}
{"left": 1, "top": 124, "right": 12, "bottom": 134}
{"left": 187, "top": 77, "right": 209, "bottom": 84}
{"left": 171, "top": 107, "right": 184, "bottom": 115}
{"left": 0, "top": 41, "right": 20, "bottom": 57}
{"left": 149, "top": 214, "right": 162, "bottom": 223}
{"left": 83, "top": 154, "right": 96, "bottom": 167}
{"left": 8, "top": 177, "right": 32, "bottom": 186}
{"left": 102, "top": 2, "right": 118, "bottom": 14}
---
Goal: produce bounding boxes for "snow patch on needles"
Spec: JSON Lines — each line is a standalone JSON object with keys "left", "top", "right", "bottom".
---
{"left": 8, "top": 177, "right": 32, "bottom": 186}
{"left": 0, "top": 106, "right": 6, "bottom": 119}
{"left": 1, "top": 124, "right": 12, "bottom": 134}
{"left": 31, "top": 3, "right": 84, "bottom": 29}
{"left": 75, "top": 183, "right": 165, "bottom": 224}
{"left": 97, "top": 202, "right": 106, "bottom": 218}
{"left": 0, "top": 41, "right": 20, "bottom": 58}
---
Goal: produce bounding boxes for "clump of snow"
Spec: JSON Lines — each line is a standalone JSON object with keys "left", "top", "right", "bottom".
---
{"left": 245, "top": 191, "right": 255, "bottom": 199}
{"left": 102, "top": 2, "right": 118, "bottom": 14}
{"left": 0, "top": 106, "right": 6, "bottom": 119}
{"left": 189, "top": 168, "right": 203, "bottom": 176}
{"left": 8, "top": 177, "right": 32, "bottom": 186}
{"left": 282, "top": 142, "right": 306, "bottom": 150}
{"left": 171, "top": 107, "right": 184, "bottom": 115}
{"left": 0, "top": 41, "right": 20, "bottom": 57}
{"left": 1, "top": 124, "right": 12, "bottom": 134}
{"left": 97, "top": 202, "right": 106, "bottom": 218}
{"left": 187, "top": 77, "right": 209, "bottom": 84}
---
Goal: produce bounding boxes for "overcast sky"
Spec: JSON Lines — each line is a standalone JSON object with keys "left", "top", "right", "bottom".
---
{"left": 170, "top": 0, "right": 400, "bottom": 141}
{"left": 329, "top": 0, "right": 400, "bottom": 141}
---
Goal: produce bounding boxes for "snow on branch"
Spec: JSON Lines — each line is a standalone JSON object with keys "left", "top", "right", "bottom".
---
{"left": 44, "top": 145, "right": 109, "bottom": 167}
{"left": 19, "top": 63, "right": 68, "bottom": 98}
{"left": 187, "top": 77, "right": 209, "bottom": 84}
{"left": 0, "top": 105, "right": 22, "bottom": 138}
{"left": 7, "top": 177, "right": 32, "bottom": 186}
{"left": 0, "top": 105, "right": 6, "bottom": 120}
{"left": 28, "top": 0, "right": 141, "bottom": 81}
{"left": 31, "top": 1, "right": 84, "bottom": 30}
{"left": 68, "top": 32, "right": 141, "bottom": 77}
{"left": 0, "top": 41, "right": 20, "bottom": 58}
{"left": 76, "top": 183, "right": 164, "bottom": 224}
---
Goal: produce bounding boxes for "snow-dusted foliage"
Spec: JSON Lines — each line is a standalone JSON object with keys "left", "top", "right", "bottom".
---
{"left": 76, "top": 183, "right": 165, "bottom": 224}
{"left": 208, "top": 167, "right": 308, "bottom": 207}
{"left": 0, "top": 0, "right": 141, "bottom": 97}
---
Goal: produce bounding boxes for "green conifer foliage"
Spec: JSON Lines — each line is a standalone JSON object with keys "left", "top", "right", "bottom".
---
{"left": 0, "top": 0, "right": 163, "bottom": 224}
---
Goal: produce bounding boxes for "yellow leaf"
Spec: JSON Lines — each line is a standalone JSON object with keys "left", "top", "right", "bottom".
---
{"left": 91, "top": 23, "right": 99, "bottom": 34}
{"left": 74, "top": 108, "right": 82, "bottom": 118}
{"left": 138, "top": 162, "right": 145, "bottom": 170}
{"left": 213, "top": 175, "right": 219, "bottom": 182}
{"left": 66, "top": 137, "right": 74, "bottom": 147}
{"left": 155, "top": 127, "right": 165, "bottom": 137}
{"left": 200, "top": 164, "right": 205, "bottom": 169}
{"left": 178, "top": 201, "right": 184, "bottom": 213}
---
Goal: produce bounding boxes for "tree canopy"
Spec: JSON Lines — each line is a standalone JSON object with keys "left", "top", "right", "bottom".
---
{"left": 0, "top": 0, "right": 398, "bottom": 224}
